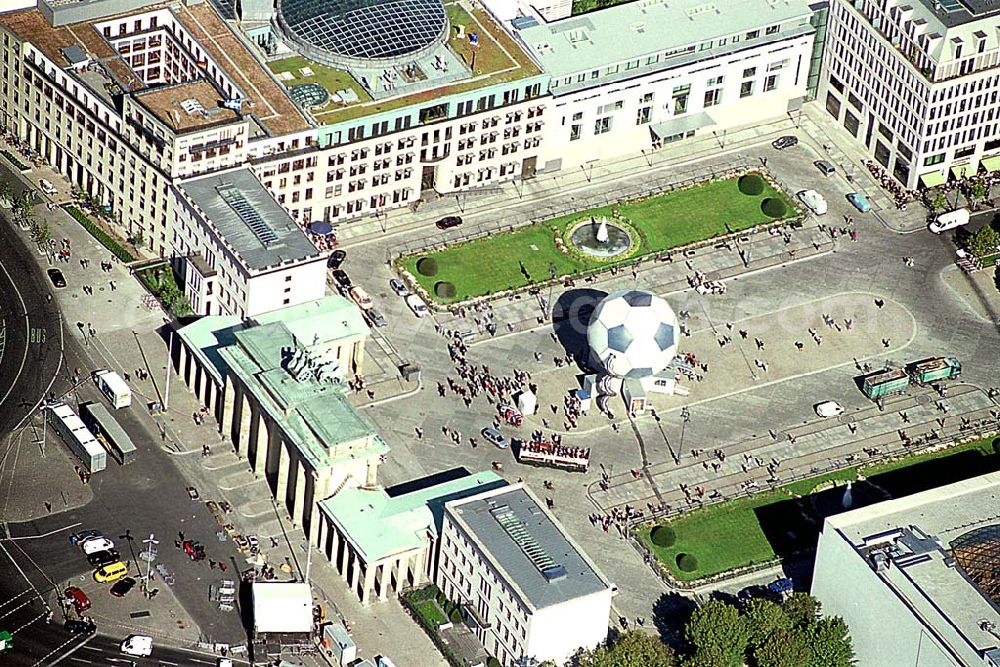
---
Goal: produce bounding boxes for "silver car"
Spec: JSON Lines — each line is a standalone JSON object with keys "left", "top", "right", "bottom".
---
{"left": 482, "top": 427, "right": 508, "bottom": 448}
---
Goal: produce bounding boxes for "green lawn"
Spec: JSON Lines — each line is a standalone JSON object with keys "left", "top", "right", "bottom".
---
{"left": 640, "top": 435, "right": 1000, "bottom": 581}
{"left": 413, "top": 600, "right": 448, "bottom": 627}
{"left": 401, "top": 176, "right": 795, "bottom": 303}
{"left": 267, "top": 56, "right": 371, "bottom": 112}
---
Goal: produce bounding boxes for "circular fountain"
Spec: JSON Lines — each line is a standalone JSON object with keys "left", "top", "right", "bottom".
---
{"left": 568, "top": 216, "right": 633, "bottom": 258}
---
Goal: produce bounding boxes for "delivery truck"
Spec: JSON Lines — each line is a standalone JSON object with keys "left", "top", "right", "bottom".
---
{"left": 861, "top": 368, "right": 910, "bottom": 400}
{"left": 907, "top": 357, "right": 961, "bottom": 385}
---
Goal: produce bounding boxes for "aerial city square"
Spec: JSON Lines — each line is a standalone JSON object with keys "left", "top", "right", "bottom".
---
{"left": 0, "top": 0, "right": 999, "bottom": 664}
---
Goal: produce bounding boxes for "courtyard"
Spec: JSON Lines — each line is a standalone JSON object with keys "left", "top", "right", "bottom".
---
{"left": 399, "top": 174, "right": 797, "bottom": 302}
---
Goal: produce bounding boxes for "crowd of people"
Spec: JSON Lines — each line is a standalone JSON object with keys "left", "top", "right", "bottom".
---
{"left": 863, "top": 159, "right": 916, "bottom": 209}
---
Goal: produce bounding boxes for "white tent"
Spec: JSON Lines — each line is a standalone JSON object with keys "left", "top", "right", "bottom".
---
{"left": 517, "top": 389, "right": 537, "bottom": 415}
{"left": 252, "top": 582, "right": 313, "bottom": 634}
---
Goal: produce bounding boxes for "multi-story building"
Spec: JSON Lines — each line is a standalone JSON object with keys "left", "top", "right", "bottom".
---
{"left": 174, "top": 167, "right": 326, "bottom": 318}
{"left": 820, "top": 0, "right": 1000, "bottom": 190}
{"left": 438, "top": 484, "right": 615, "bottom": 667}
{"left": 812, "top": 471, "right": 1000, "bottom": 667}
{"left": 502, "top": 0, "right": 822, "bottom": 171}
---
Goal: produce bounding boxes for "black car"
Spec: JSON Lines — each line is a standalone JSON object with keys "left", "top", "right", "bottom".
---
{"left": 327, "top": 249, "right": 346, "bottom": 269}
{"left": 331, "top": 269, "right": 352, "bottom": 290}
{"left": 87, "top": 549, "right": 120, "bottom": 568}
{"left": 47, "top": 267, "right": 66, "bottom": 288}
{"left": 435, "top": 215, "right": 463, "bottom": 230}
{"left": 771, "top": 135, "right": 799, "bottom": 150}
{"left": 110, "top": 576, "right": 136, "bottom": 598}
{"left": 64, "top": 619, "right": 97, "bottom": 635}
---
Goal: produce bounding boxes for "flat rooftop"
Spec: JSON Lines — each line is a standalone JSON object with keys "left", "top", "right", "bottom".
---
{"left": 827, "top": 471, "right": 1000, "bottom": 659}
{"left": 134, "top": 80, "right": 240, "bottom": 132}
{"left": 0, "top": 4, "right": 310, "bottom": 137}
{"left": 179, "top": 168, "right": 319, "bottom": 272}
{"left": 271, "top": 1, "right": 541, "bottom": 125}
{"left": 446, "top": 485, "right": 611, "bottom": 610}
{"left": 172, "top": 2, "right": 310, "bottom": 136}
{"left": 913, "top": 0, "right": 1000, "bottom": 28}
{"left": 515, "top": 0, "right": 813, "bottom": 80}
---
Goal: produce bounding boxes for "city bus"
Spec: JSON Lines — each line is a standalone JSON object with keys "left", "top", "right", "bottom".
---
{"left": 48, "top": 403, "right": 106, "bottom": 472}
{"left": 80, "top": 401, "right": 137, "bottom": 465}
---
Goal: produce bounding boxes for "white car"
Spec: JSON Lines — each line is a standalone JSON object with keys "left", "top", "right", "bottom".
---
{"left": 120, "top": 635, "right": 153, "bottom": 656}
{"left": 797, "top": 189, "right": 828, "bottom": 215}
{"left": 38, "top": 178, "right": 57, "bottom": 195}
{"left": 349, "top": 286, "right": 373, "bottom": 310}
{"left": 81, "top": 537, "right": 115, "bottom": 555}
{"left": 405, "top": 294, "right": 429, "bottom": 317}
{"left": 814, "top": 401, "right": 845, "bottom": 418}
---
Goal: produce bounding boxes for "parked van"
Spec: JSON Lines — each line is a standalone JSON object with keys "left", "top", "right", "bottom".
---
{"left": 92, "top": 370, "right": 132, "bottom": 409}
{"left": 929, "top": 208, "right": 971, "bottom": 234}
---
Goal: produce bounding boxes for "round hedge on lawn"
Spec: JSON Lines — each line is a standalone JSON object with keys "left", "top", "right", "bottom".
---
{"left": 650, "top": 525, "right": 676, "bottom": 548}
{"left": 738, "top": 173, "right": 765, "bottom": 196}
{"left": 416, "top": 257, "right": 438, "bottom": 276}
{"left": 676, "top": 553, "right": 698, "bottom": 572}
{"left": 434, "top": 281, "right": 456, "bottom": 299}
{"left": 761, "top": 197, "right": 787, "bottom": 218}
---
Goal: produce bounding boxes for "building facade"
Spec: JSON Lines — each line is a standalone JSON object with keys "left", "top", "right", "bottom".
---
{"left": 819, "top": 0, "right": 1000, "bottom": 190}
{"left": 506, "top": 0, "right": 819, "bottom": 171}
{"left": 438, "top": 485, "right": 615, "bottom": 667}
{"left": 812, "top": 471, "right": 1000, "bottom": 667}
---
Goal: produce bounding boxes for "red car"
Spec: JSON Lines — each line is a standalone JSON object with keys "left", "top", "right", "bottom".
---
{"left": 64, "top": 586, "right": 91, "bottom": 613}
{"left": 182, "top": 540, "right": 206, "bottom": 561}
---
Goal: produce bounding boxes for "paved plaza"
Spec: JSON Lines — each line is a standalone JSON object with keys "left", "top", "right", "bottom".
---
{"left": 4, "top": 100, "right": 1000, "bottom": 662}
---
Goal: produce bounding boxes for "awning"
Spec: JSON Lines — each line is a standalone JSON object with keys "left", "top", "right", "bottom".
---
{"left": 650, "top": 112, "right": 716, "bottom": 140}
{"left": 919, "top": 171, "right": 946, "bottom": 188}
{"left": 982, "top": 155, "right": 1000, "bottom": 173}
{"left": 308, "top": 221, "right": 333, "bottom": 235}
{"left": 951, "top": 163, "right": 972, "bottom": 180}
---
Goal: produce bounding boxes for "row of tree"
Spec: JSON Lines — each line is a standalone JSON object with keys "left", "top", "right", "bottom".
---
{"left": 567, "top": 593, "right": 854, "bottom": 667}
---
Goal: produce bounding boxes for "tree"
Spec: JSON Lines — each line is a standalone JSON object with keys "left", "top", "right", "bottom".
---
{"left": 0, "top": 176, "right": 12, "bottom": 207}
{"left": 755, "top": 627, "right": 811, "bottom": 667}
{"left": 31, "top": 221, "right": 51, "bottom": 248}
{"left": 968, "top": 223, "right": 999, "bottom": 260}
{"left": 576, "top": 630, "right": 676, "bottom": 667}
{"left": 15, "top": 193, "right": 34, "bottom": 224}
{"left": 743, "top": 598, "right": 792, "bottom": 649}
{"left": 805, "top": 616, "right": 855, "bottom": 667}
{"left": 781, "top": 592, "right": 820, "bottom": 628}
{"left": 970, "top": 180, "right": 988, "bottom": 203}
{"left": 930, "top": 192, "right": 948, "bottom": 212}
{"left": 684, "top": 599, "right": 748, "bottom": 667}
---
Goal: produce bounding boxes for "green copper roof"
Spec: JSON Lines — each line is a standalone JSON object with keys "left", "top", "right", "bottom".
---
{"left": 253, "top": 295, "right": 367, "bottom": 348}
{"left": 320, "top": 471, "right": 506, "bottom": 563}
{"left": 176, "top": 315, "right": 245, "bottom": 383}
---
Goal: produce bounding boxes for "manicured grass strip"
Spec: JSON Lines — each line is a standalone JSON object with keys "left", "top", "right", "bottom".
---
{"left": 401, "top": 175, "right": 796, "bottom": 302}
{"left": 641, "top": 434, "right": 1000, "bottom": 581}
{"left": 63, "top": 205, "right": 135, "bottom": 262}
{"left": 413, "top": 600, "right": 448, "bottom": 627}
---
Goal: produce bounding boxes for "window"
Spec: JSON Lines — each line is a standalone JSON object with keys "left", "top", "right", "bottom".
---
{"left": 570, "top": 124, "right": 581, "bottom": 141}
{"left": 743, "top": 67, "right": 756, "bottom": 78}
{"left": 746, "top": 30, "right": 760, "bottom": 40}
{"left": 764, "top": 74, "right": 778, "bottom": 92}
{"left": 923, "top": 153, "right": 945, "bottom": 167}
{"left": 825, "top": 92, "right": 841, "bottom": 118}
{"left": 766, "top": 24, "right": 780, "bottom": 35}
{"left": 594, "top": 117, "right": 612, "bottom": 135}
{"left": 703, "top": 89, "right": 721, "bottom": 107}
{"left": 740, "top": 81, "right": 755, "bottom": 98}
{"left": 636, "top": 106, "right": 651, "bottom": 124}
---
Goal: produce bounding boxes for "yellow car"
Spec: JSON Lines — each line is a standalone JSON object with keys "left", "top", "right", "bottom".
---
{"left": 94, "top": 561, "right": 128, "bottom": 583}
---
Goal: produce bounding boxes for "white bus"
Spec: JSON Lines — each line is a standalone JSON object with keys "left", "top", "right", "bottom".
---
{"left": 93, "top": 370, "right": 132, "bottom": 409}
{"left": 48, "top": 403, "right": 106, "bottom": 472}
{"left": 81, "top": 401, "right": 137, "bottom": 465}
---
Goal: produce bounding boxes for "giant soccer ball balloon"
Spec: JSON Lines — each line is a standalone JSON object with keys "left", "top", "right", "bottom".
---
{"left": 587, "top": 289, "right": 676, "bottom": 379}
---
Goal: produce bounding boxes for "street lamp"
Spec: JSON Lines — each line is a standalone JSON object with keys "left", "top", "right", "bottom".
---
{"left": 678, "top": 407, "right": 690, "bottom": 459}
{"left": 141, "top": 533, "right": 158, "bottom": 594}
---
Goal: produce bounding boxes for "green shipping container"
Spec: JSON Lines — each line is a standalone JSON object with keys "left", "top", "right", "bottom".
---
{"left": 909, "top": 357, "right": 961, "bottom": 384}
{"left": 862, "top": 368, "right": 910, "bottom": 399}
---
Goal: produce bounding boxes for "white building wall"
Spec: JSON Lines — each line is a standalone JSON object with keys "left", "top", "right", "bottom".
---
{"left": 543, "top": 34, "right": 814, "bottom": 170}
{"left": 524, "top": 590, "right": 611, "bottom": 666}
{"left": 811, "top": 527, "right": 958, "bottom": 667}
{"left": 244, "top": 259, "right": 327, "bottom": 318}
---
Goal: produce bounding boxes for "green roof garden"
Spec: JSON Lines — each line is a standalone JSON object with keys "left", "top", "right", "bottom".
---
{"left": 269, "top": 1, "right": 542, "bottom": 125}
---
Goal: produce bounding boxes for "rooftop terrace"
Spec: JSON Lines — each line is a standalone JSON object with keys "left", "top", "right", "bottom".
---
{"left": 270, "top": 1, "right": 541, "bottom": 125}
{"left": 134, "top": 80, "right": 240, "bottom": 132}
